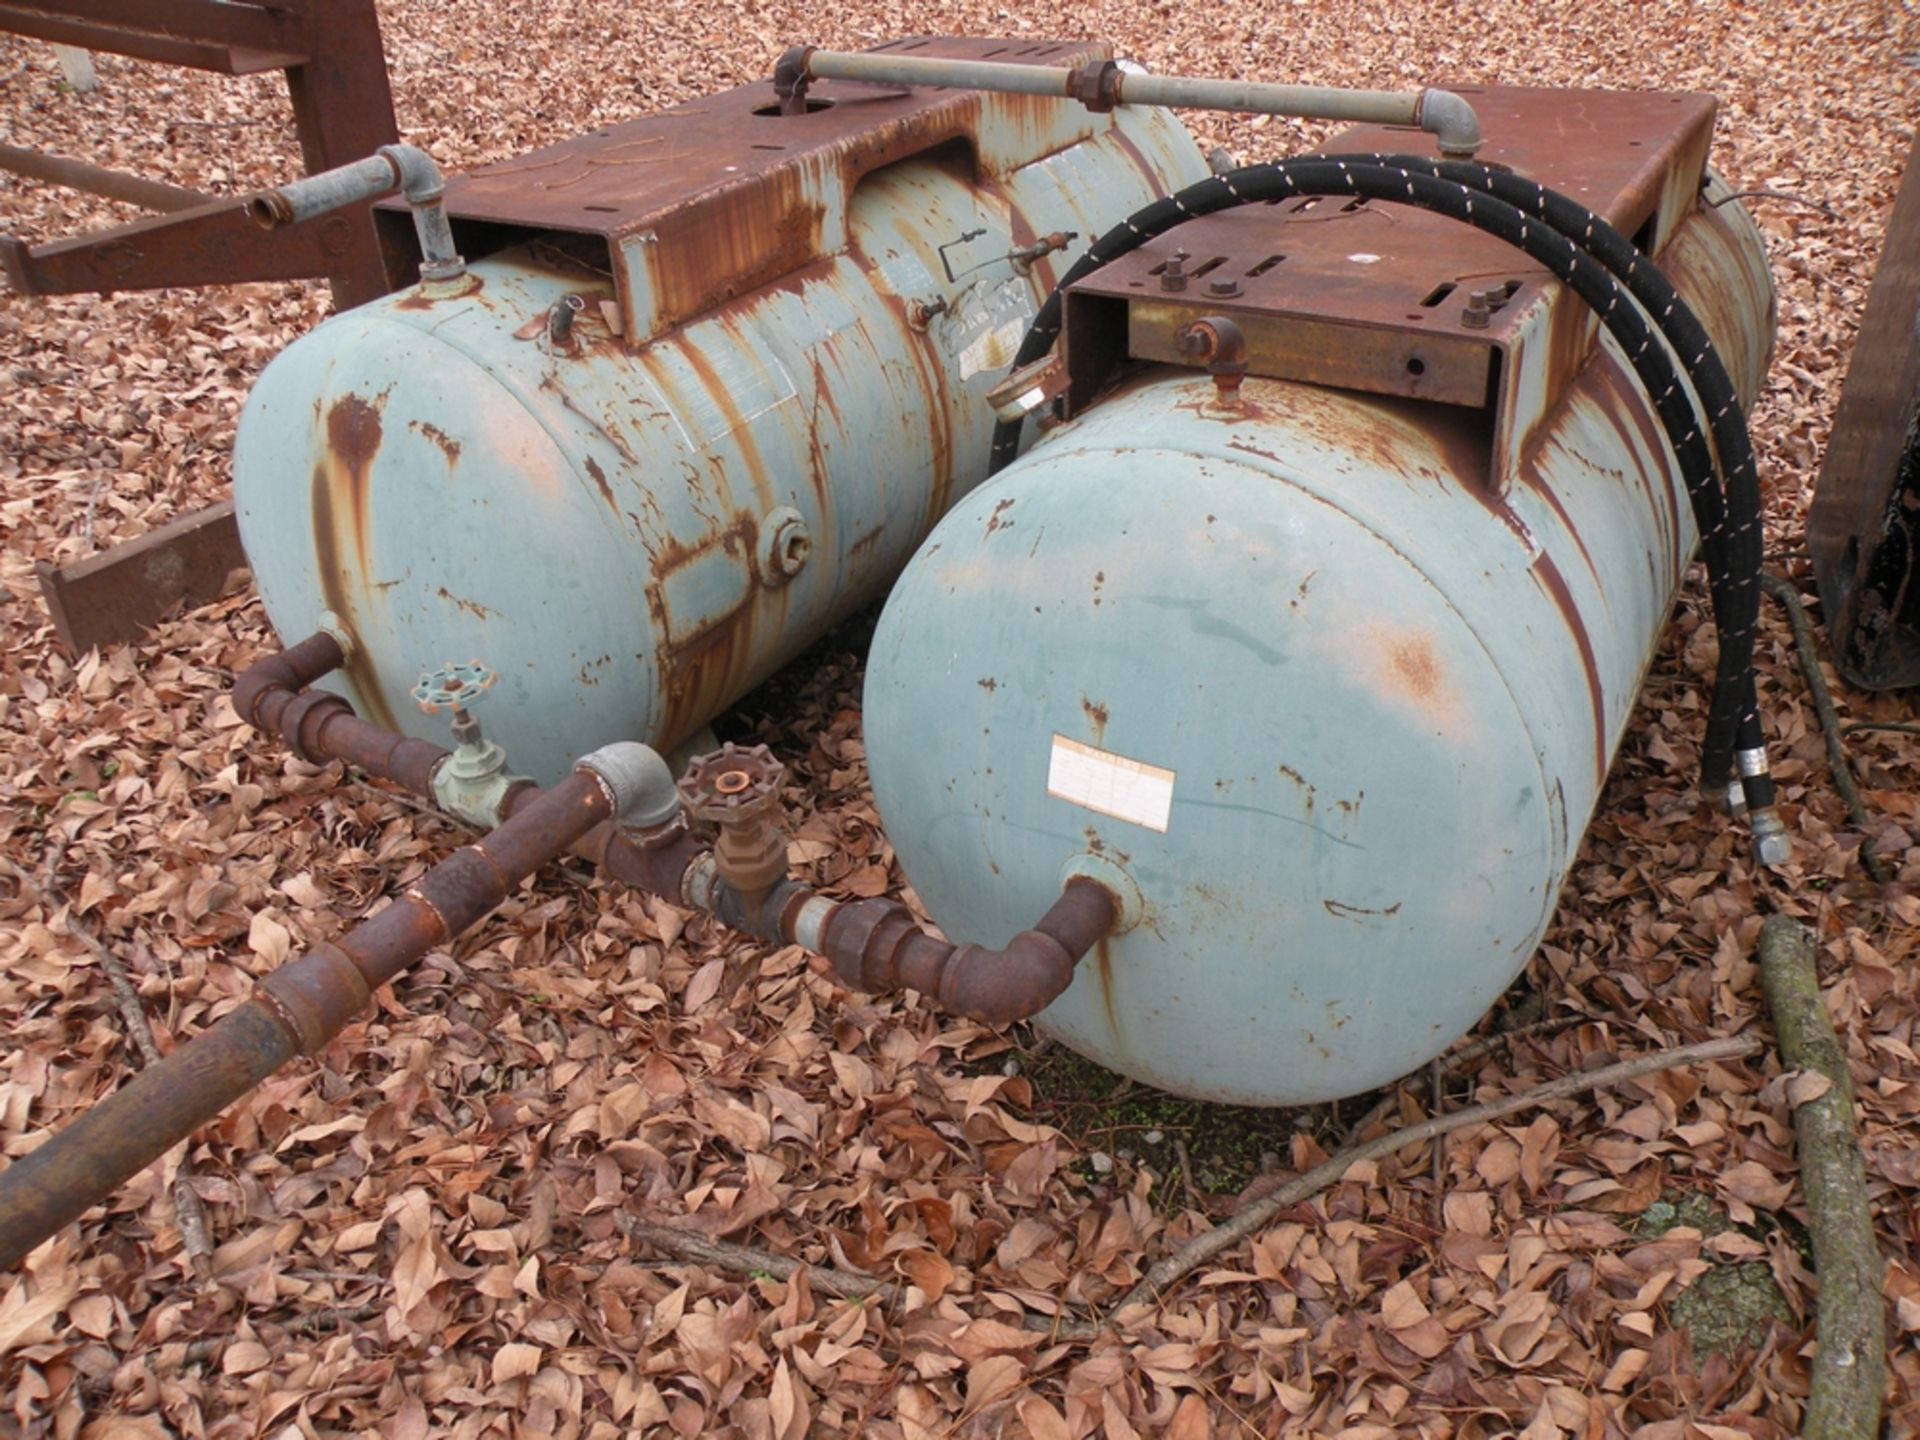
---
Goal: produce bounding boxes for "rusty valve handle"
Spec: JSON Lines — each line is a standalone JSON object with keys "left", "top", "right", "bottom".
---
{"left": 0, "top": 761, "right": 618, "bottom": 1270}
{"left": 678, "top": 742, "right": 790, "bottom": 906}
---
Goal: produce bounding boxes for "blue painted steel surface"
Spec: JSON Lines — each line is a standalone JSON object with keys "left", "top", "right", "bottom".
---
{"left": 233, "top": 91, "right": 1207, "bottom": 782}
{"left": 862, "top": 174, "right": 1774, "bottom": 1105}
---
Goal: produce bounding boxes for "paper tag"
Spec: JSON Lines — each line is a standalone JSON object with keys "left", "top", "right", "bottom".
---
{"left": 1047, "top": 735, "right": 1175, "bottom": 833}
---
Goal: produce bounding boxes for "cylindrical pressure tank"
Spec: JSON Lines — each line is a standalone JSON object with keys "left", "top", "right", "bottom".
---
{"left": 862, "top": 161, "right": 1775, "bottom": 1106}
{"left": 233, "top": 59, "right": 1207, "bottom": 783}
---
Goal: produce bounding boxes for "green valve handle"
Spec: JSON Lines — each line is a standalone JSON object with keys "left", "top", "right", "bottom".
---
{"left": 411, "top": 659, "right": 497, "bottom": 715}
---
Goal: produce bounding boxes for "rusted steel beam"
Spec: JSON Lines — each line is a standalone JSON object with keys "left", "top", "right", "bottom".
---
{"left": 280, "top": 0, "right": 397, "bottom": 307}
{"left": 0, "top": 768, "right": 614, "bottom": 1269}
{"left": 0, "top": 143, "right": 206, "bottom": 213}
{"left": 0, "top": 4, "right": 301, "bottom": 73}
{"left": 4, "top": 0, "right": 306, "bottom": 55}
{"left": 1809, "top": 133, "right": 1920, "bottom": 689}
{"left": 33, "top": 500, "right": 247, "bottom": 656}
{"left": 0, "top": 0, "right": 395, "bottom": 310}
{"left": 0, "top": 181, "right": 386, "bottom": 302}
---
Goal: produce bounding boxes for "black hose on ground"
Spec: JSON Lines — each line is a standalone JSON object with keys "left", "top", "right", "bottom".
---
{"left": 988, "top": 158, "right": 1771, "bottom": 827}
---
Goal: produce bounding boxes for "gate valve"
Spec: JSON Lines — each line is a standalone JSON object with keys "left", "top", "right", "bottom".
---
{"left": 412, "top": 660, "right": 524, "bottom": 828}
{"left": 678, "top": 742, "right": 790, "bottom": 904}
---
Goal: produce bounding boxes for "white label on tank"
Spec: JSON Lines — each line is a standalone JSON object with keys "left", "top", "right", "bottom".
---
{"left": 1047, "top": 735, "right": 1175, "bottom": 833}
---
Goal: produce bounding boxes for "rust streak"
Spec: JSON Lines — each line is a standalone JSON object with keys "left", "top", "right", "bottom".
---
{"left": 582, "top": 455, "right": 619, "bottom": 513}
{"left": 1530, "top": 552, "right": 1608, "bottom": 785}
{"left": 1323, "top": 898, "right": 1404, "bottom": 920}
{"left": 325, "top": 393, "right": 383, "bottom": 579}
{"left": 1093, "top": 938, "right": 1121, "bottom": 1041}
{"left": 409, "top": 419, "right": 462, "bottom": 467}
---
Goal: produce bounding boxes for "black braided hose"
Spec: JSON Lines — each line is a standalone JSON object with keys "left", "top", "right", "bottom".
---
{"left": 1326, "top": 154, "right": 1772, "bottom": 809}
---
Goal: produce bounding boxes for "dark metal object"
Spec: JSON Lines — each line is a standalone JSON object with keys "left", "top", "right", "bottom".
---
{"left": 1176, "top": 315, "right": 1248, "bottom": 405}
{"left": 32, "top": 499, "right": 248, "bottom": 655}
{"left": 1061, "top": 87, "right": 1721, "bottom": 480}
{"left": 0, "top": 763, "right": 613, "bottom": 1269}
{"left": 0, "top": 0, "right": 398, "bottom": 309}
{"left": 812, "top": 878, "right": 1116, "bottom": 1025}
{"left": 0, "top": 142, "right": 205, "bottom": 214}
{"left": 1808, "top": 133, "right": 1920, "bottom": 688}
{"left": 679, "top": 743, "right": 790, "bottom": 908}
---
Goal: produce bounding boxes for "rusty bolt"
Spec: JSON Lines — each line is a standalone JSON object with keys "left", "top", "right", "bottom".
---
{"left": 1461, "top": 289, "right": 1492, "bottom": 329}
{"left": 1160, "top": 251, "right": 1189, "bottom": 292}
{"left": 1206, "top": 277, "right": 1241, "bottom": 299}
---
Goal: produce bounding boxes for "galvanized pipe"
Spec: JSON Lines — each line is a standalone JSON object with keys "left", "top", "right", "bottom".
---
{"left": 0, "top": 143, "right": 206, "bottom": 214}
{"left": 245, "top": 143, "right": 464, "bottom": 282}
{"left": 0, "top": 765, "right": 614, "bottom": 1269}
{"left": 777, "top": 48, "right": 1482, "bottom": 157}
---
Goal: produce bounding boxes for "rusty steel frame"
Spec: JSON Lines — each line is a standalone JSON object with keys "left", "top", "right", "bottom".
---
{"left": 1808, "top": 132, "right": 1920, "bottom": 689}
{"left": 5, "top": 1, "right": 403, "bottom": 656}
{"left": 0, "top": 0, "right": 400, "bottom": 307}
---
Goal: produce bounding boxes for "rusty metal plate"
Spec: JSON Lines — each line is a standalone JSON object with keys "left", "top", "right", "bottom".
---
{"left": 1066, "top": 86, "right": 1716, "bottom": 442}
{"left": 433, "top": 36, "right": 1104, "bottom": 240}
{"left": 1808, "top": 132, "right": 1920, "bottom": 689}
{"left": 36, "top": 499, "right": 248, "bottom": 656}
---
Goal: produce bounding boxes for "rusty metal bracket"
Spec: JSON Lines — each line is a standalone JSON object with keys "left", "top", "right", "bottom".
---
{"left": 0, "top": 0, "right": 400, "bottom": 309}
{"left": 34, "top": 499, "right": 248, "bottom": 655}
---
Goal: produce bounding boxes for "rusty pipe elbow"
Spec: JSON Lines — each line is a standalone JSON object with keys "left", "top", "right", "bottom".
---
{"left": 232, "top": 631, "right": 345, "bottom": 727}
{"left": 817, "top": 877, "right": 1117, "bottom": 1025}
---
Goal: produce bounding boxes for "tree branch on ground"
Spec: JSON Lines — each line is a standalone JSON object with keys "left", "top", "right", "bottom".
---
{"left": 1756, "top": 915, "right": 1887, "bottom": 1440}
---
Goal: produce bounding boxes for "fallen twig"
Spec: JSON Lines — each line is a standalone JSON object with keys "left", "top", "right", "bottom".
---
{"left": 1843, "top": 721, "right": 1920, "bottom": 739}
{"left": 1100, "top": 1034, "right": 1762, "bottom": 1331}
{"left": 26, "top": 840, "right": 214, "bottom": 1269}
{"left": 619, "top": 1216, "right": 897, "bottom": 1303}
{"left": 1756, "top": 915, "right": 1886, "bottom": 1440}
{"left": 1760, "top": 571, "right": 1888, "bottom": 884}
{"left": 1330, "top": 1012, "right": 1584, "bottom": 1155}
{"left": 619, "top": 1036, "right": 1761, "bottom": 1344}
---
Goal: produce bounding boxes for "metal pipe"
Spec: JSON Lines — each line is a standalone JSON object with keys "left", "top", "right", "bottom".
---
{"left": 685, "top": 857, "right": 1117, "bottom": 1024}
{"left": 776, "top": 47, "right": 1482, "bottom": 157}
{"left": 245, "top": 143, "right": 465, "bottom": 282}
{"left": 0, "top": 143, "right": 206, "bottom": 213}
{"left": 0, "top": 763, "right": 617, "bottom": 1268}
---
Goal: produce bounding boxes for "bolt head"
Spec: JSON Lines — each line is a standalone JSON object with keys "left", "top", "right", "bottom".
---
{"left": 1754, "top": 830, "right": 1793, "bottom": 868}
{"left": 1206, "top": 278, "right": 1240, "bottom": 298}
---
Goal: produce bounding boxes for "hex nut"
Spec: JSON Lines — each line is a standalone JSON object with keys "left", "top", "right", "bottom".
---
{"left": 759, "top": 507, "right": 811, "bottom": 586}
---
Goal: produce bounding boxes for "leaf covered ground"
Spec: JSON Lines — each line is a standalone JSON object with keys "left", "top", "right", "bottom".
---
{"left": 2, "top": 3, "right": 1918, "bottom": 1436}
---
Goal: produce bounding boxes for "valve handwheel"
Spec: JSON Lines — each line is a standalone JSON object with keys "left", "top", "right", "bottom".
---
{"left": 411, "top": 660, "right": 497, "bottom": 715}
{"left": 678, "top": 742, "right": 786, "bottom": 825}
